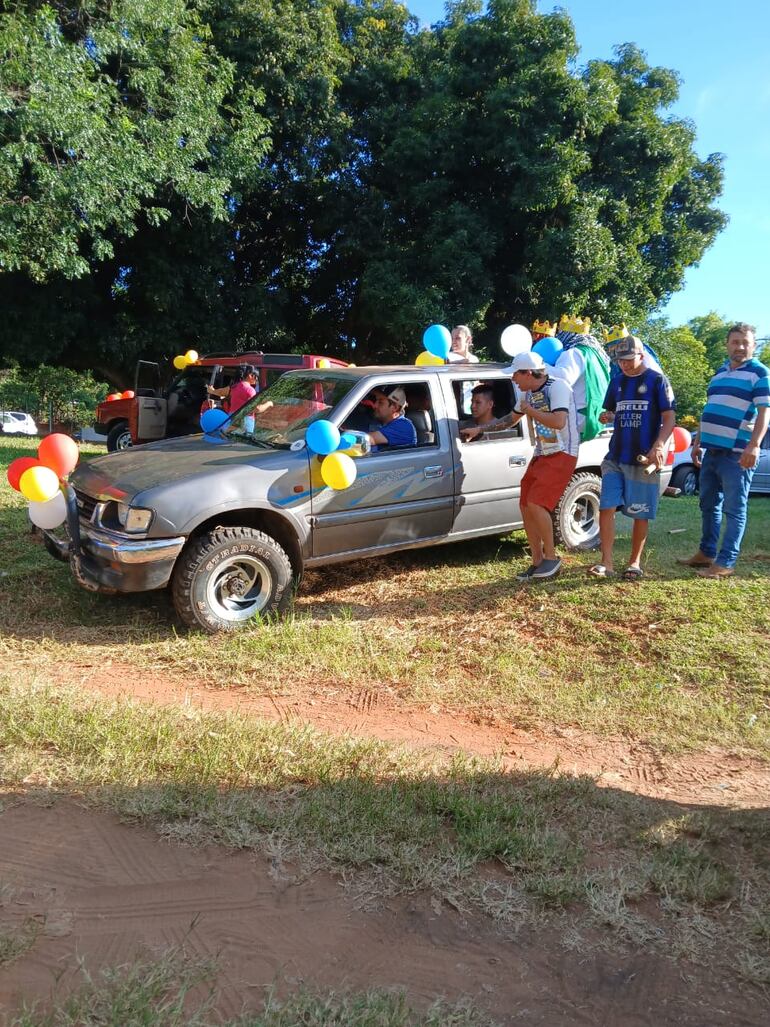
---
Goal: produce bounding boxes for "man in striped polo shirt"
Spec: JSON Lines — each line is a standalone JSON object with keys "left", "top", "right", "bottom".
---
{"left": 678, "top": 323, "right": 770, "bottom": 578}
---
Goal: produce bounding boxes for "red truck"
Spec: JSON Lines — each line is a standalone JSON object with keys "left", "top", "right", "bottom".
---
{"left": 94, "top": 351, "right": 349, "bottom": 451}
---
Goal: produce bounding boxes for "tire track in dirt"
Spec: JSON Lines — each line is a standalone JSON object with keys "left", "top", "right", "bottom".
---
{"left": 0, "top": 802, "right": 763, "bottom": 1026}
{"left": 47, "top": 662, "right": 770, "bottom": 808}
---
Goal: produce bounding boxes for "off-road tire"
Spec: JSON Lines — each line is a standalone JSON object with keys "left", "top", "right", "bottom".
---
{"left": 553, "top": 471, "right": 602, "bottom": 551}
{"left": 670, "top": 464, "right": 699, "bottom": 497}
{"left": 172, "top": 526, "right": 294, "bottom": 633}
{"left": 107, "top": 421, "right": 132, "bottom": 451}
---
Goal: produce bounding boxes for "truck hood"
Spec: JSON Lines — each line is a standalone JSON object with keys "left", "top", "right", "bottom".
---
{"left": 71, "top": 434, "right": 290, "bottom": 499}
{"left": 70, "top": 434, "right": 313, "bottom": 536}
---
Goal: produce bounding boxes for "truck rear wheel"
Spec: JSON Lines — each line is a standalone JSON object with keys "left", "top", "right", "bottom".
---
{"left": 107, "top": 421, "right": 132, "bottom": 451}
{"left": 553, "top": 472, "right": 602, "bottom": 551}
{"left": 172, "top": 526, "right": 294, "bottom": 633}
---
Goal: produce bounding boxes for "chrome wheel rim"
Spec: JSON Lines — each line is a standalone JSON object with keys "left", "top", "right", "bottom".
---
{"left": 205, "top": 553, "right": 273, "bottom": 622}
{"left": 569, "top": 492, "right": 600, "bottom": 545}
{"left": 115, "top": 431, "right": 133, "bottom": 450}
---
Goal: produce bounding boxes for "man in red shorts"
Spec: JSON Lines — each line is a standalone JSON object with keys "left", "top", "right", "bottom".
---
{"left": 461, "top": 351, "right": 578, "bottom": 580}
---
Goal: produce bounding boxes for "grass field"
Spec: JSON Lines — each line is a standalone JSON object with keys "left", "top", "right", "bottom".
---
{"left": 1, "top": 435, "right": 769, "bottom": 756}
{"left": 2, "top": 680, "right": 769, "bottom": 988}
{"left": 2, "top": 435, "right": 770, "bottom": 1018}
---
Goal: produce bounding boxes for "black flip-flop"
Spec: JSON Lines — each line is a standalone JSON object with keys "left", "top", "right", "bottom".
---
{"left": 622, "top": 566, "right": 644, "bottom": 581}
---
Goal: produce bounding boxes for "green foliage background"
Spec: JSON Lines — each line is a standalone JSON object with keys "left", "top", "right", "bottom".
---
{"left": 1, "top": 0, "right": 727, "bottom": 383}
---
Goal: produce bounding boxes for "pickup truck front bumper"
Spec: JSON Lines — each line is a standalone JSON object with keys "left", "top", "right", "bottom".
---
{"left": 41, "top": 487, "right": 185, "bottom": 594}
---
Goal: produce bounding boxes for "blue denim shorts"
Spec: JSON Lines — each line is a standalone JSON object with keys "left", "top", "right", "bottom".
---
{"left": 600, "top": 459, "right": 660, "bottom": 520}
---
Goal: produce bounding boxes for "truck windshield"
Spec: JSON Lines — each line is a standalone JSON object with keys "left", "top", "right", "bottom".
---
{"left": 226, "top": 374, "right": 356, "bottom": 448}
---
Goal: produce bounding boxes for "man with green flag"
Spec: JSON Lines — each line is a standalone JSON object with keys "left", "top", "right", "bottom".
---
{"left": 541, "top": 315, "right": 611, "bottom": 442}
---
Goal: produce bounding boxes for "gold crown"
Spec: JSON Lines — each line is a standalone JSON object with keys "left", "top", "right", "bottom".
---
{"left": 558, "top": 314, "right": 591, "bottom": 335}
{"left": 603, "top": 323, "right": 629, "bottom": 343}
{"left": 531, "top": 319, "right": 557, "bottom": 337}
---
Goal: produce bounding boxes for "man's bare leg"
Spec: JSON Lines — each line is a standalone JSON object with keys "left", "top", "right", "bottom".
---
{"left": 599, "top": 508, "right": 616, "bottom": 572}
{"left": 627, "top": 518, "right": 649, "bottom": 570}
{"left": 521, "top": 505, "right": 544, "bottom": 566}
{"left": 526, "top": 503, "right": 556, "bottom": 561}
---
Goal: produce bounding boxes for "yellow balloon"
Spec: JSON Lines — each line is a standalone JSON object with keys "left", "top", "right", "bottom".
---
{"left": 184, "top": 349, "right": 199, "bottom": 364}
{"left": 415, "top": 350, "right": 444, "bottom": 366}
{"left": 317, "top": 357, "right": 331, "bottom": 368}
{"left": 19, "top": 465, "right": 60, "bottom": 503}
{"left": 173, "top": 355, "right": 188, "bottom": 370}
{"left": 321, "top": 452, "right": 357, "bottom": 490}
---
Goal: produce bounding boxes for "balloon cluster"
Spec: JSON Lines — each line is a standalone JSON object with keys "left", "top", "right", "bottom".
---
{"left": 415, "top": 325, "right": 451, "bottom": 366}
{"left": 305, "top": 420, "right": 359, "bottom": 490}
{"left": 173, "top": 349, "right": 200, "bottom": 372}
{"left": 500, "top": 324, "right": 564, "bottom": 365}
{"left": 6, "top": 434, "right": 80, "bottom": 530}
{"left": 105, "top": 390, "right": 135, "bottom": 402}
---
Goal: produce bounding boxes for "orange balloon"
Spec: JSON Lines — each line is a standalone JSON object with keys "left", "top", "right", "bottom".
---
{"left": 672, "top": 426, "right": 692, "bottom": 453}
{"left": 7, "top": 457, "right": 40, "bottom": 492}
{"left": 38, "top": 433, "right": 79, "bottom": 479}
{"left": 106, "top": 393, "right": 122, "bottom": 401}
{"left": 121, "top": 390, "right": 135, "bottom": 399}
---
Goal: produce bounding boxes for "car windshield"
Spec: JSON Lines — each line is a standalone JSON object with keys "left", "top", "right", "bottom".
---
{"left": 226, "top": 373, "right": 357, "bottom": 448}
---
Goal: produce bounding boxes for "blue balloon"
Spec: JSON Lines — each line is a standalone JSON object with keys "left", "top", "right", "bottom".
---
{"left": 338, "top": 431, "right": 357, "bottom": 450}
{"left": 532, "top": 337, "right": 564, "bottom": 365}
{"left": 200, "top": 408, "right": 229, "bottom": 434}
{"left": 422, "top": 324, "right": 451, "bottom": 360}
{"left": 305, "top": 419, "right": 340, "bottom": 455}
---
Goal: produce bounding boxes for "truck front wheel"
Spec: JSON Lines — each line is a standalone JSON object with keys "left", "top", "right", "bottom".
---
{"left": 553, "top": 472, "right": 602, "bottom": 551}
{"left": 107, "top": 421, "right": 132, "bottom": 451}
{"left": 172, "top": 526, "right": 294, "bottom": 632}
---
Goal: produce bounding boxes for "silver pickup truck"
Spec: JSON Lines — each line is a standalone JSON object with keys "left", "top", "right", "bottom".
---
{"left": 41, "top": 365, "right": 672, "bottom": 632}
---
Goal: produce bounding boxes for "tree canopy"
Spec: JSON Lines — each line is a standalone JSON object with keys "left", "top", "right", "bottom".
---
{"left": 0, "top": 0, "right": 727, "bottom": 382}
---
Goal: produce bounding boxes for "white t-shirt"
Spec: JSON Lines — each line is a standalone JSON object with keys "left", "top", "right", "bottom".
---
{"left": 447, "top": 352, "right": 479, "bottom": 363}
{"left": 515, "top": 377, "right": 579, "bottom": 457}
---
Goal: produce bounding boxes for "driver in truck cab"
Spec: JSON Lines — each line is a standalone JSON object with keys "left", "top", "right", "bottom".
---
{"left": 366, "top": 387, "right": 417, "bottom": 450}
{"left": 207, "top": 364, "right": 259, "bottom": 414}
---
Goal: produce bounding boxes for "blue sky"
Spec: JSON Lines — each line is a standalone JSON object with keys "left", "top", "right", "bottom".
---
{"left": 407, "top": 0, "right": 770, "bottom": 341}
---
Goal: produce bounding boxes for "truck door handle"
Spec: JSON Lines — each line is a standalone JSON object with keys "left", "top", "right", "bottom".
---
{"left": 424, "top": 465, "right": 444, "bottom": 479}
{"left": 509, "top": 456, "right": 527, "bottom": 466}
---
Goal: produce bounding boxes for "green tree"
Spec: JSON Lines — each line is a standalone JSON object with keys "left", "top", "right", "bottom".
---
{"left": 0, "top": 363, "right": 109, "bottom": 425}
{"left": 641, "top": 318, "right": 711, "bottom": 420}
{"left": 687, "top": 312, "right": 738, "bottom": 374}
{"left": 0, "top": 0, "right": 727, "bottom": 373}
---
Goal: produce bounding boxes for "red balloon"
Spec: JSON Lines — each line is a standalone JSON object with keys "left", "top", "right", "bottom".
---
{"left": 38, "top": 433, "right": 79, "bottom": 479}
{"left": 672, "top": 426, "right": 692, "bottom": 454}
{"left": 106, "top": 393, "right": 122, "bottom": 401}
{"left": 7, "top": 456, "right": 41, "bottom": 492}
{"left": 121, "top": 390, "right": 135, "bottom": 399}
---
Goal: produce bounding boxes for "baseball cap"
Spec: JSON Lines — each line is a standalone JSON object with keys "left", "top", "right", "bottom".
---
{"left": 606, "top": 335, "right": 643, "bottom": 360}
{"left": 376, "top": 386, "right": 408, "bottom": 409}
{"left": 505, "top": 351, "right": 546, "bottom": 375}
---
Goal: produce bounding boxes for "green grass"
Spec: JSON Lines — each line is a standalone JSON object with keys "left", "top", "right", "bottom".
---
{"left": 2, "top": 435, "right": 769, "bottom": 755}
{"left": 2, "top": 681, "right": 769, "bottom": 984}
{"left": 11, "top": 950, "right": 494, "bottom": 1026}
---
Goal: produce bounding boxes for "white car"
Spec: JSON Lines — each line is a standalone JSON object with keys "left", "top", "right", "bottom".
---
{"left": 1, "top": 411, "right": 38, "bottom": 436}
{"left": 672, "top": 436, "right": 770, "bottom": 496}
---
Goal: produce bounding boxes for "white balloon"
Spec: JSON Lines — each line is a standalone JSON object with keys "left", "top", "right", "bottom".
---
{"left": 500, "top": 323, "right": 532, "bottom": 357}
{"left": 28, "top": 491, "right": 67, "bottom": 530}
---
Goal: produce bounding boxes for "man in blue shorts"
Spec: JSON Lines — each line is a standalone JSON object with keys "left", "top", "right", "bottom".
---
{"left": 589, "top": 336, "right": 676, "bottom": 580}
{"left": 677, "top": 323, "right": 770, "bottom": 577}
{"left": 366, "top": 386, "right": 417, "bottom": 450}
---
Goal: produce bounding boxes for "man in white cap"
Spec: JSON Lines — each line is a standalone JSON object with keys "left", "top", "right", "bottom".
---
{"left": 366, "top": 386, "right": 417, "bottom": 450}
{"left": 461, "top": 352, "right": 578, "bottom": 580}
